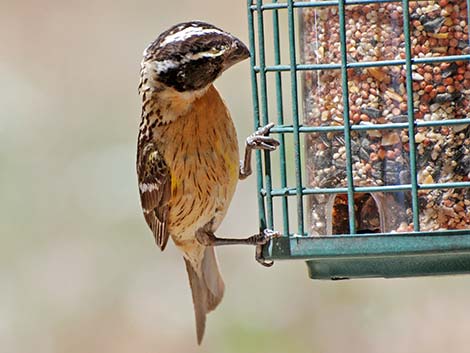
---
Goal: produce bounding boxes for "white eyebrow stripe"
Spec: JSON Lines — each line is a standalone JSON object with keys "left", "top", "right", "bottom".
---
{"left": 153, "top": 48, "right": 228, "bottom": 73}
{"left": 154, "top": 59, "right": 179, "bottom": 73}
{"left": 186, "top": 47, "right": 228, "bottom": 60}
{"left": 160, "top": 27, "right": 225, "bottom": 46}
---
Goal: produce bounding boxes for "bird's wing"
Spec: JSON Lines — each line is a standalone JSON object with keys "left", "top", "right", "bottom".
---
{"left": 137, "top": 143, "right": 171, "bottom": 250}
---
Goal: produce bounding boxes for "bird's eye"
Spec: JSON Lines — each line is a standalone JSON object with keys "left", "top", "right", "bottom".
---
{"left": 210, "top": 47, "right": 220, "bottom": 54}
{"left": 196, "top": 45, "right": 227, "bottom": 59}
{"left": 211, "top": 44, "right": 229, "bottom": 54}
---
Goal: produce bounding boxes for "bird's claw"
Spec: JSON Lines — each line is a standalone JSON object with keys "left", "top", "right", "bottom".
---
{"left": 256, "top": 245, "right": 274, "bottom": 267}
{"left": 246, "top": 123, "right": 280, "bottom": 152}
{"left": 255, "top": 229, "right": 281, "bottom": 267}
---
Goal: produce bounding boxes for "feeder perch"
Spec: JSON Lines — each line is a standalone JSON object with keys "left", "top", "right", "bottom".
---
{"left": 247, "top": 0, "right": 470, "bottom": 279}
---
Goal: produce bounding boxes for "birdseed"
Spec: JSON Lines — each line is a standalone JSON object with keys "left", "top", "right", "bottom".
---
{"left": 301, "top": 0, "right": 470, "bottom": 234}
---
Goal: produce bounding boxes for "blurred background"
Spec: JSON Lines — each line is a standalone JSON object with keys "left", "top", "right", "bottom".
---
{"left": 2, "top": 0, "right": 470, "bottom": 352}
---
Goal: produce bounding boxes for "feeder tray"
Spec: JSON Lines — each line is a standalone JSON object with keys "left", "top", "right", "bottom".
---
{"left": 247, "top": 0, "right": 470, "bottom": 279}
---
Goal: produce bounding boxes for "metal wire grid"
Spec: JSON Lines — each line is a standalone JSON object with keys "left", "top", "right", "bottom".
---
{"left": 247, "top": 0, "right": 470, "bottom": 241}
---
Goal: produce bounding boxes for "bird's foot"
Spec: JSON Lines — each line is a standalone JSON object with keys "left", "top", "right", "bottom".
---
{"left": 195, "top": 227, "right": 281, "bottom": 267}
{"left": 255, "top": 229, "right": 281, "bottom": 267}
{"left": 239, "top": 123, "right": 279, "bottom": 180}
{"left": 246, "top": 123, "right": 280, "bottom": 151}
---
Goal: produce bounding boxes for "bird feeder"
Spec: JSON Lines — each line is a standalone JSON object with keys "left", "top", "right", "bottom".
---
{"left": 247, "top": 0, "right": 470, "bottom": 279}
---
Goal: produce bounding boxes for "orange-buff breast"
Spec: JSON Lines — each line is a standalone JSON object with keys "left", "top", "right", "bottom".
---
{"left": 157, "top": 84, "right": 240, "bottom": 245}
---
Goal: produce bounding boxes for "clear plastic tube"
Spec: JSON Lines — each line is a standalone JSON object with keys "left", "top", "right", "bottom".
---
{"left": 301, "top": 1, "right": 470, "bottom": 235}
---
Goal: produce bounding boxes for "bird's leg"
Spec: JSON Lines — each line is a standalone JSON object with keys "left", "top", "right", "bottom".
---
{"left": 195, "top": 227, "right": 277, "bottom": 246}
{"left": 196, "top": 228, "right": 281, "bottom": 267}
{"left": 236, "top": 123, "right": 280, "bottom": 265}
{"left": 239, "top": 123, "right": 280, "bottom": 180}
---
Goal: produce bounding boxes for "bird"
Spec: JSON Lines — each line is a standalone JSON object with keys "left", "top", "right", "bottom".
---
{"left": 136, "top": 21, "right": 280, "bottom": 344}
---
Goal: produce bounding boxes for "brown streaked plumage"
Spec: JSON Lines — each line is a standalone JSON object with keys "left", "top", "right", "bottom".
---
{"left": 136, "top": 21, "right": 279, "bottom": 344}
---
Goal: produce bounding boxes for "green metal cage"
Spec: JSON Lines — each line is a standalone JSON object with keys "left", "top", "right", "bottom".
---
{"left": 247, "top": 0, "right": 470, "bottom": 279}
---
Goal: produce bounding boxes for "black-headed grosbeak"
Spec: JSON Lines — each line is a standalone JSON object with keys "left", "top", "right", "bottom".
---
{"left": 136, "top": 21, "right": 279, "bottom": 344}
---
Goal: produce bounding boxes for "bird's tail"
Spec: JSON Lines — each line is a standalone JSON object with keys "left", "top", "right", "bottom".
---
{"left": 184, "top": 246, "right": 225, "bottom": 344}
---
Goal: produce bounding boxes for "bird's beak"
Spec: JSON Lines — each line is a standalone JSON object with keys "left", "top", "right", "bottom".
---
{"left": 224, "top": 37, "right": 250, "bottom": 70}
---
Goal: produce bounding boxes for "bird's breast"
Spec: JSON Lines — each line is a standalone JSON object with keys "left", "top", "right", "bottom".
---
{"left": 155, "top": 85, "right": 239, "bottom": 241}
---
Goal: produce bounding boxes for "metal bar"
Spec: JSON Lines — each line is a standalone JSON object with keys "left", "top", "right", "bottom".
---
{"left": 250, "top": 0, "right": 402, "bottom": 11}
{"left": 419, "top": 182, "right": 470, "bottom": 190}
{"left": 287, "top": 0, "right": 305, "bottom": 236}
{"left": 274, "top": 229, "right": 470, "bottom": 239}
{"left": 253, "top": 54, "right": 470, "bottom": 72}
{"left": 255, "top": 0, "right": 275, "bottom": 230}
{"left": 266, "top": 185, "right": 411, "bottom": 197}
{"left": 415, "top": 118, "right": 470, "bottom": 128}
{"left": 272, "top": 0, "right": 290, "bottom": 236}
{"left": 247, "top": 0, "right": 268, "bottom": 231}
{"left": 268, "top": 118, "right": 470, "bottom": 134}
{"left": 338, "top": 0, "right": 356, "bottom": 234}
{"left": 273, "top": 125, "right": 345, "bottom": 133}
{"left": 402, "top": 0, "right": 420, "bottom": 231}
{"left": 467, "top": 0, "right": 470, "bottom": 52}
{"left": 264, "top": 179, "right": 470, "bottom": 197}
{"left": 270, "top": 119, "right": 470, "bottom": 133}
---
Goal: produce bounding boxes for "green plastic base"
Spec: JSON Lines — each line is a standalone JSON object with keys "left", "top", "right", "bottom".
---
{"left": 264, "top": 231, "right": 470, "bottom": 280}
{"left": 306, "top": 253, "right": 470, "bottom": 280}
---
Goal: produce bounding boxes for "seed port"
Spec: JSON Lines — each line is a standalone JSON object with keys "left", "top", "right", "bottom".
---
{"left": 329, "top": 193, "right": 383, "bottom": 234}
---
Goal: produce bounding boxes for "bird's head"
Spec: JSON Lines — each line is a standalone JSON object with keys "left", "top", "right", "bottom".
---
{"left": 141, "top": 21, "right": 250, "bottom": 93}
